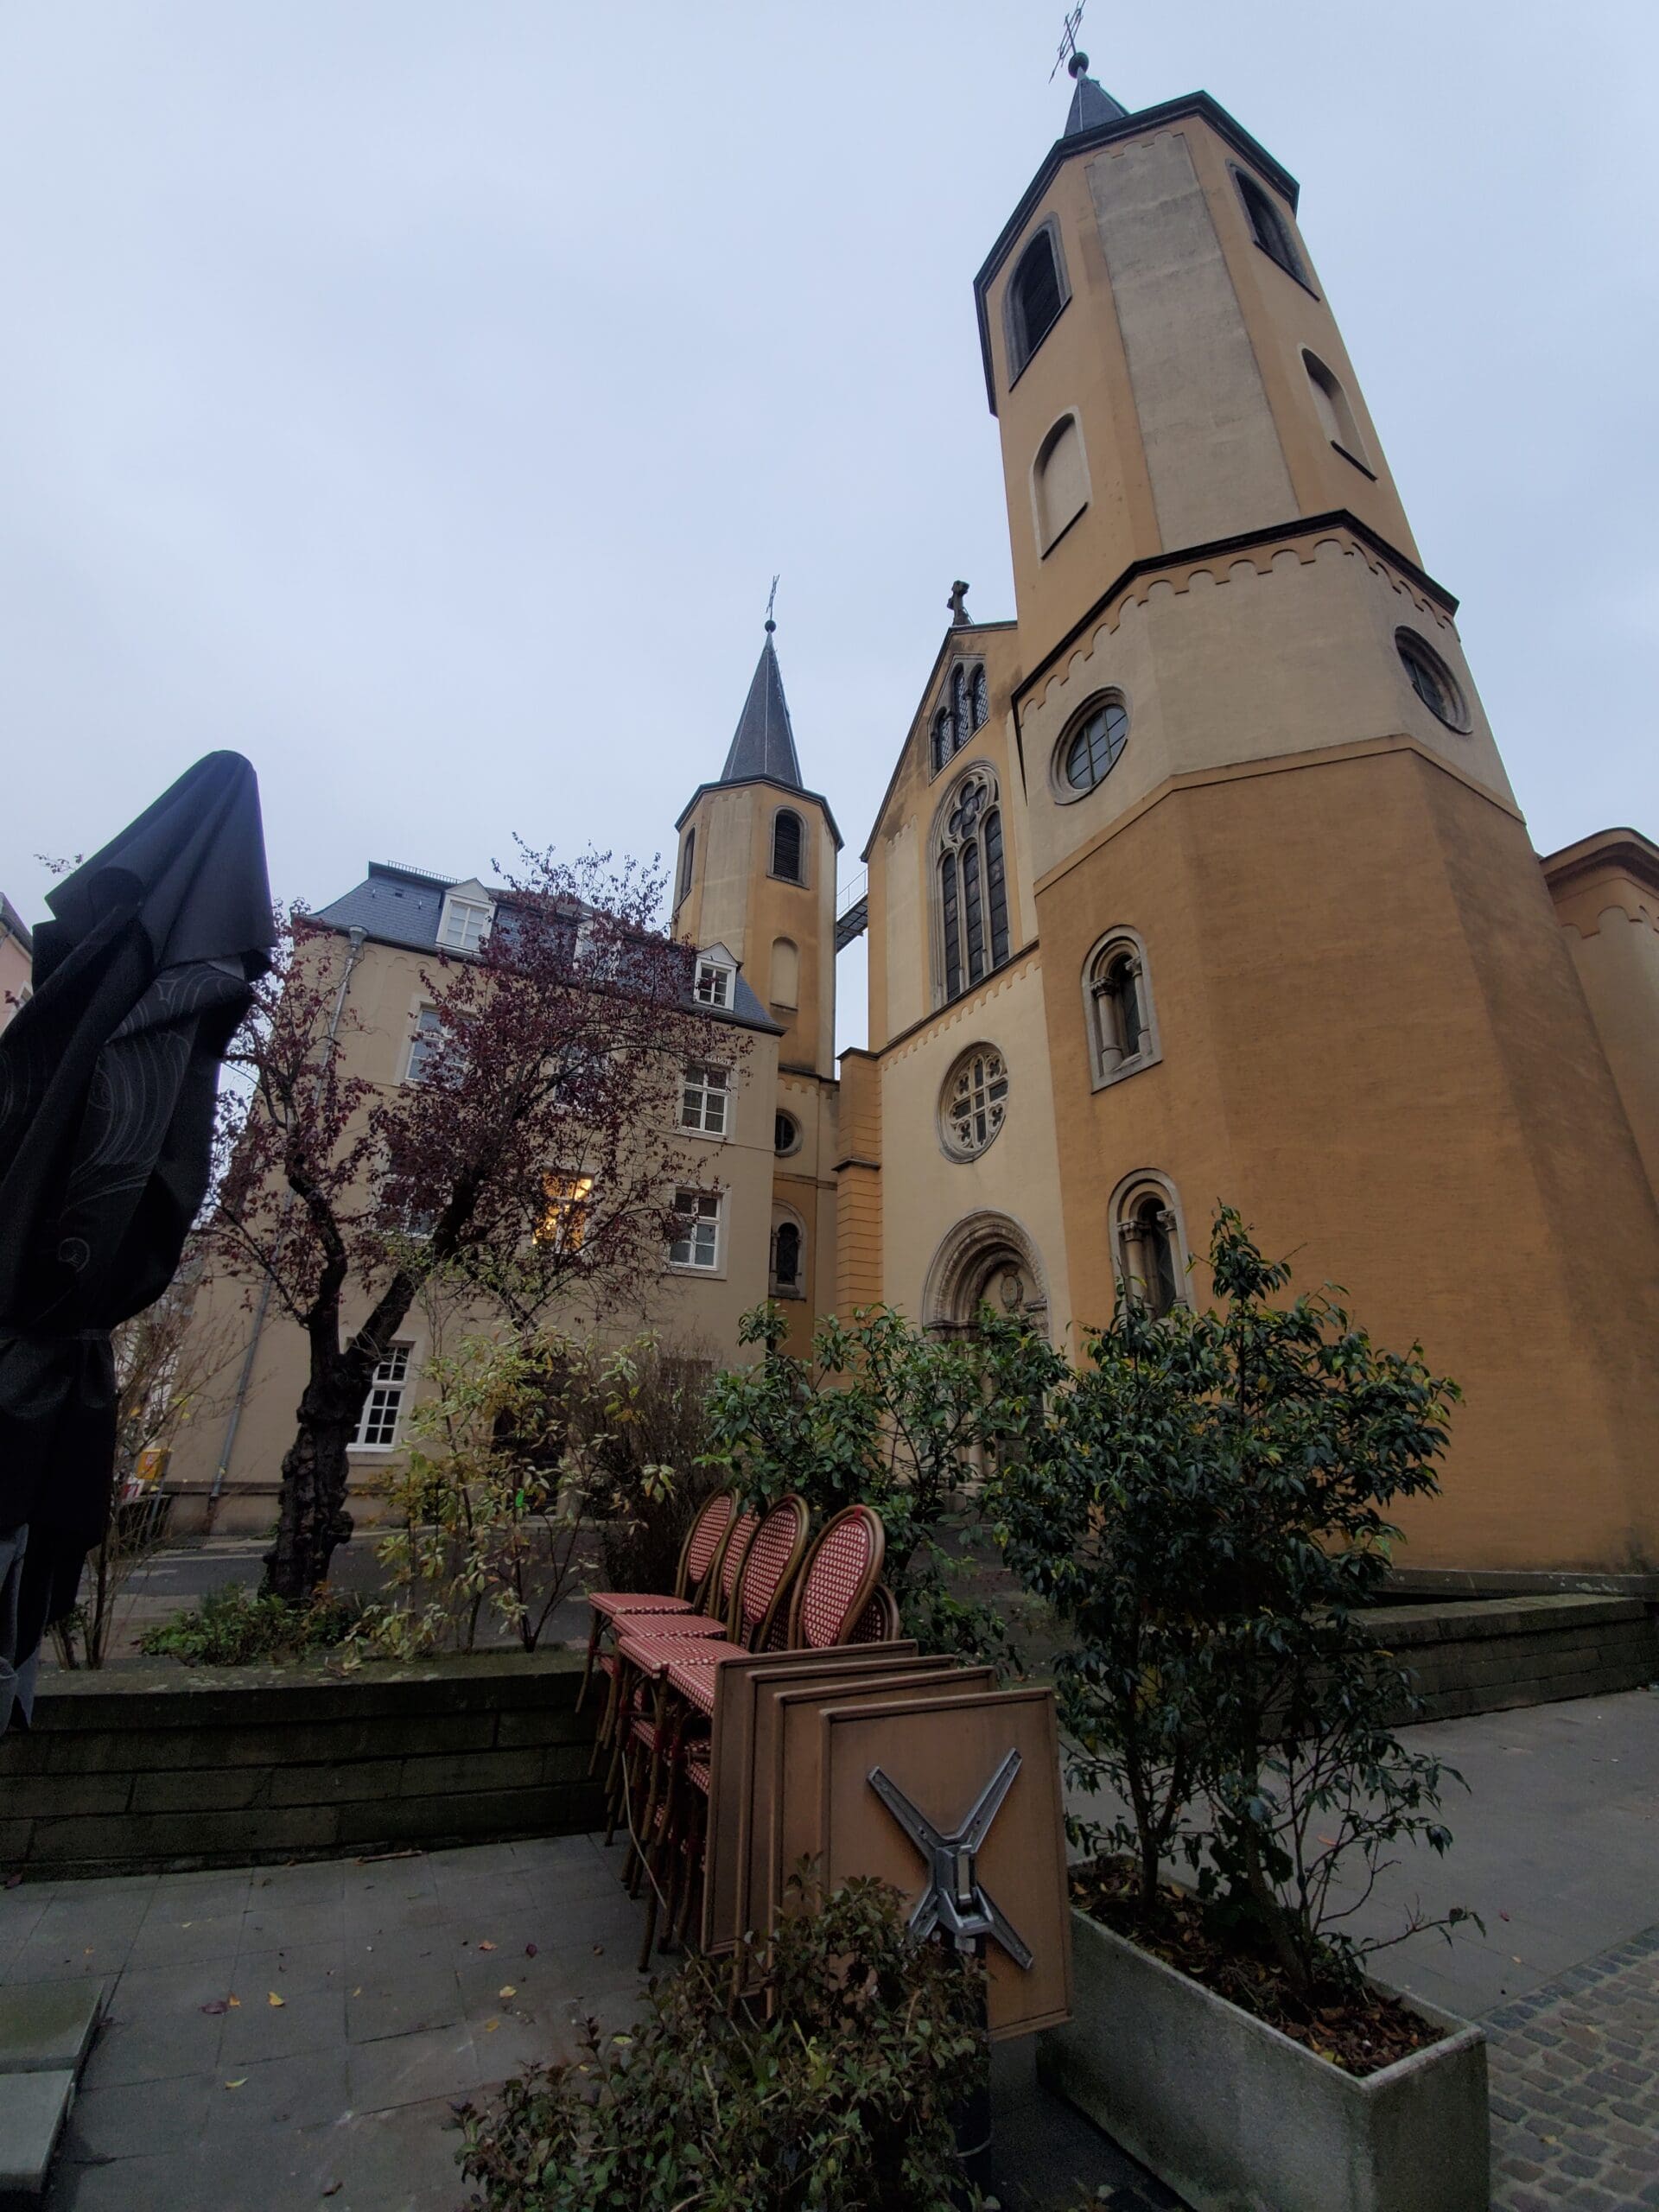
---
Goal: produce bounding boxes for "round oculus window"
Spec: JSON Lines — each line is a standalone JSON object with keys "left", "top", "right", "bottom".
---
{"left": 1395, "top": 630, "right": 1467, "bottom": 731}
{"left": 941, "top": 1047, "right": 1009, "bottom": 1160}
{"left": 773, "top": 1110, "right": 800, "bottom": 1158}
{"left": 1062, "top": 698, "right": 1128, "bottom": 794}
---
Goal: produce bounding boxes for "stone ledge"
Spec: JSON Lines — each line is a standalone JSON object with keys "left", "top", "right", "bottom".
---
{"left": 0, "top": 1649, "right": 600, "bottom": 1879}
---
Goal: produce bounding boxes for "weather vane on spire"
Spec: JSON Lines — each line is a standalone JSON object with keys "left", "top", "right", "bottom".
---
{"left": 1050, "top": 2, "right": 1086, "bottom": 81}
{"left": 765, "top": 575, "right": 779, "bottom": 634}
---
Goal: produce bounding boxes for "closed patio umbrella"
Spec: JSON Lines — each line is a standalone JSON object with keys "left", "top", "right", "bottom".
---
{"left": 0, "top": 752, "right": 273, "bottom": 1732}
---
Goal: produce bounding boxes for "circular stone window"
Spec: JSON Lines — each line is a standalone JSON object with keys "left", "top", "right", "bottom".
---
{"left": 773, "top": 1109, "right": 801, "bottom": 1159}
{"left": 1395, "top": 629, "right": 1468, "bottom": 731}
{"left": 1058, "top": 695, "right": 1128, "bottom": 797}
{"left": 940, "top": 1046, "right": 1009, "bottom": 1161}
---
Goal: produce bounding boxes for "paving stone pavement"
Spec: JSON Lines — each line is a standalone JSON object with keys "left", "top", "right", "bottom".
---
{"left": 1483, "top": 1924, "right": 1659, "bottom": 2210}
{"left": 2, "top": 1688, "right": 1653, "bottom": 2209}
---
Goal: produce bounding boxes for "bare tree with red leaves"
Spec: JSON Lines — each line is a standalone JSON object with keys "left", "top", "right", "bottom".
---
{"left": 210, "top": 846, "right": 736, "bottom": 1603}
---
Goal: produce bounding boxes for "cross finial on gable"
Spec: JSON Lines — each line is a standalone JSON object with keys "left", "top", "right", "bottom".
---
{"left": 947, "top": 579, "right": 971, "bottom": 626}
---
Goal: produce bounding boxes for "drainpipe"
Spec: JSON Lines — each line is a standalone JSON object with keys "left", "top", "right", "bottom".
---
{"left": 207, "top": 926, "right": 367, "bottom": 1525}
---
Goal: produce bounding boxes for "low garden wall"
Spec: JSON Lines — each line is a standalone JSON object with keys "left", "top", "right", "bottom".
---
{"left": 1364, "top": 1593, "right": 1657, "bottom": 1720}
{"left": 0, "top": 1649, "right": 601, "bottom": 1879}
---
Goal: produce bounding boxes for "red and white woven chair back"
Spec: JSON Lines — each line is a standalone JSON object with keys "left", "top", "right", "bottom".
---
{"left": 846, "top": 1580, "right": 900, "bottom": 1644}
{"left": 789, "top": 1503, "right": 886, "bottom": 1649}
{"left": 714, "top": 1509, "right": 760, "bottom": 1627}
{"left": 735, "top": 1496, "right": 810, "bottom": 1648}
{"left": 680, "top": 1489, "right": 734, "bottom": 1602}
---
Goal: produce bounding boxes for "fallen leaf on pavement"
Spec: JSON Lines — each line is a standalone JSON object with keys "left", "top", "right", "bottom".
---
{"left": 321, "top": 2187, "right": 342, "bottom": 2201}
{"left": 477, "top": 1940, "right": 496, "bottom": 1953}
{"left": 524, "top": 1942, "right": 537, "bottom": 1957}
{"left": 482, "top": 2018, "right": 499, "bottom": 2033}
{"left": 499, "top": 1986, "right": 516, "bottom": 1999}
{"left": 1499, "top": 1910, "right": 1510, "bottom": 1922}
{"left": 228, "top": 1995, "right": 241, "bottom": 2008}
{"left": 351, "top": 1986, "right": 362, "bottom": 1997}
{"left": 200, "top": 2001, "right": 229, "bottom": 2018}
{"left": 225, "top": 2078, "right": 247, "bottom": 2090}
{"left": 592, "top": 1944, "right": 604, "bottom": 1956}
{"left": 268, "top": 1993, "right": 285, "bottom": 2007}
{"left": 4, "top": 1872, "right": 22, "bottom": 1890}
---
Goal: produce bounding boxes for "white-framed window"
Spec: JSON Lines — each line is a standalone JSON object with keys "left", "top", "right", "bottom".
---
{"left": 668, "top": 1188, "right": 722, "bottom": 1272}
{"left": 353, "top": 1343, "right": 412, "bottom": 1449}
{"left": 405, "top": 1005, "right": 443, "bottom": 1084}
{"left": 695, "top": 957, "right": 733, "bottom": 1009}
{"left": 438, "top": 891, "right": 493, "bottom": 954}
{"left": 680, "top": 1059, "right": 730, "bottom": 1136}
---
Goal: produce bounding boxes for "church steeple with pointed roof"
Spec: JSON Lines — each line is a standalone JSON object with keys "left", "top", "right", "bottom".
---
{"left": 718, "top": 621, "right": 803, "bottom": 791}
{"left": 1061, "top": 51, "right": 1128, "bottom": 136}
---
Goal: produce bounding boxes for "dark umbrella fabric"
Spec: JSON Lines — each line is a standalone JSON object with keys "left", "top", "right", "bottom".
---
{"left": 0, "top": 752, "right": 273, "bottom": 1730}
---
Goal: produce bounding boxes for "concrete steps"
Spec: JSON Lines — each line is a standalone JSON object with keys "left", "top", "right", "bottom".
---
{"left": 0, "top": 1982, "right": 104, "bottom": 2205}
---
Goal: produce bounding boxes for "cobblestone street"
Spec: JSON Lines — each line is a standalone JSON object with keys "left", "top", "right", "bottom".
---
{"left": 1485, "top": 1925, "right": 1659, "bottom": 2210}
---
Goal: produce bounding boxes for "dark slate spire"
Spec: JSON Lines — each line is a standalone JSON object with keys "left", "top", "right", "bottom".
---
{"left": 1063, "top": 50, "right": 1128, "bottom": 136}
{"left": 718, "top": 620, "right": 804, "bottom": 790}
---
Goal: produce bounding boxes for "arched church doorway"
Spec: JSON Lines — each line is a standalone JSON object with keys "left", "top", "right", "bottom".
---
{"left": 922, "top": 1211, "right": 1048, "bottom": 1338}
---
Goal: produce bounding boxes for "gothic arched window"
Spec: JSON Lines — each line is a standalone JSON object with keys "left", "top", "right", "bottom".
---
{"left": 1234, "top": 168, "right": 1308, "bottom": 288}
{"left": 676, "top": 827, "right": 695, "bottom": 910}
{"left": 929, "top": 663, "right": 990, "bottom": 777}
{"left": 937, "top": 769, "right": 1010, "bottom": 1002}
{"left": 772, "top": 809, "right": 804, "bottom": 884}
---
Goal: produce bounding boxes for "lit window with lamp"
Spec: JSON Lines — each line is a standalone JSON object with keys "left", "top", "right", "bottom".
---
{"left": 537, "top": 1173, "right": 594, "bottom": 1253}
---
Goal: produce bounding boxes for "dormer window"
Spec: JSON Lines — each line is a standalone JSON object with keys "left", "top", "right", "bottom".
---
{"left": 695, "top": 955, "right": 734, "bottom": 1009}
{"left": 438, "top": 884, "right": 493, "bottom": 954}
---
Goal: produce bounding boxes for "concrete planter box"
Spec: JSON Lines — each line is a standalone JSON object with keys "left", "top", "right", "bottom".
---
{"left": 1039, "top": 1908, "right": 1488, "bottom": 2212}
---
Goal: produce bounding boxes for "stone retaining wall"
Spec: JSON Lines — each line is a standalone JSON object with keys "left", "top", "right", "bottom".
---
{"left": 1364, "top": 1594, "right": 1658, "bottom": 1720}
{"left": 0, "top": 1651, "right": 601, "bottom": 1879}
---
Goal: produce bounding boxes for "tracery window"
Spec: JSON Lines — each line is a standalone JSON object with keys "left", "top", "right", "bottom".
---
{"left": 936, "top": 770, "right": 1010, "bottom": 1002}
{"left": 940, "top": 1045, "right": 1009, "bottom": 1161}
{"left": 931, "top": 661, "right": 990, "bottom": 776}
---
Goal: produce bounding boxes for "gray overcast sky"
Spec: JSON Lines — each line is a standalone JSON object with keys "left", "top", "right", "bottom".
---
{"left": 2, "top": 2, "right": 1656, "bottom": 1052}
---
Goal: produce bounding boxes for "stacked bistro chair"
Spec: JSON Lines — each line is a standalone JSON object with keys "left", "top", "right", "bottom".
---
{"left": 579, "top": 1484, "right": 738, "bottom": 1716}
{"left": 588, "top": 1496, "right": 760, "bottom": 1790}
{"left": 620, "top": 1502, "right": 888, "bottom": 1967}
{"left": 607, "top": 1496, "right": 811, "bottom": 1866}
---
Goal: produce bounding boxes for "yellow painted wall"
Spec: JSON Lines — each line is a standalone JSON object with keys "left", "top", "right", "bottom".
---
{"left": 1544, "top": 834, "right": 1659, "bottom": 1200}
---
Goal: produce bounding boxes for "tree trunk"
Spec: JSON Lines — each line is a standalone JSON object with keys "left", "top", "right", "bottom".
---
{"left": 264, "top": 1382, "right": 358, "bottom": 1600}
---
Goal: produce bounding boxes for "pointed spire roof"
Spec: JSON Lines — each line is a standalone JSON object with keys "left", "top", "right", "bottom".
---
{"left": 718, "top": 622, "right": 803, "bottom": 791}
{"left": 1062, "top": 51, "right": 1128, "bottom": 136}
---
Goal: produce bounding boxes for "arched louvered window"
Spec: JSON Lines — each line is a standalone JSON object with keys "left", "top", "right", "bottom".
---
{"left": 936, "top": 770, "right": 1010, "bottom": 1003}
{"left": 1007, "top": 222, "right": 1068, "bottom": 377}
{"left": 1235, "top": 168, "right": 1308, "bottom": 287}
{"left": 771, "top": 809, "right": 804, "bottom": 884}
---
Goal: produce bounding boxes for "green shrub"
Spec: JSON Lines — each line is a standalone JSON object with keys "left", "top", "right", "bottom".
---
{"left": 990, "top": 1204, "right": 1474, "bottom": 1994}
{"left": 456, "top": 1878, "right": 988, "bottom": 2212}
{"left": 138, "top": 1581, "right": 359, "bottom": 1666}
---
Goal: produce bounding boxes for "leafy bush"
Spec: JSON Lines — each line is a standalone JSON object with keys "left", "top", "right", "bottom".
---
{"left": 703, "top": 1302, "right": 1043, "bottom": 1664}
{"left": 138, "top": 1581, "right": 359, "bottom": 1666}
{"left": 352, "top": 1332, "right": 589, "bottom": 1658}
{"left": 556, "top": 1332, "right": 721, "bottom": 1596}
{"left": 457, "top": 1878, "right": 988, "bottom": 2212}
{"left": 990, "top": 1205, "right": 1474, "bottom": 1993}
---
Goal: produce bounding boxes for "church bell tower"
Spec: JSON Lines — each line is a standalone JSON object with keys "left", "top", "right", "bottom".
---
{"left": 974, "top": 55, "right": 1659, "bottom": 1573}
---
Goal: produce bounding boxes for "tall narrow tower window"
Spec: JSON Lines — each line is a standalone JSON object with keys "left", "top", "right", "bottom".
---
{"left": 1005, "top": 220, "right": 1070, "bottom": 379}
{"left": 771, "top": 809, "right": 804, "bottom": 883}
{"left": 1302, "top": 351, "right": 1370, "bottom": 471}
{"left": 1234, "top": 168, "right": 1309, "bottom": 287}
{"left": 935, "top": 769, "right": 1012, "bottom": 1003}
{"left": 1033, "top": 413, "right": 1090, "bottom": 553}
{"left": 676, "top": 828, "right": 696, "bottom": 911}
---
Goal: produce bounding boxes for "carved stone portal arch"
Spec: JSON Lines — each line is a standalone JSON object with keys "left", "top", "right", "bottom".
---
{"left": 923, "top": 1211, "right": 1048, "bottom": 1336}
